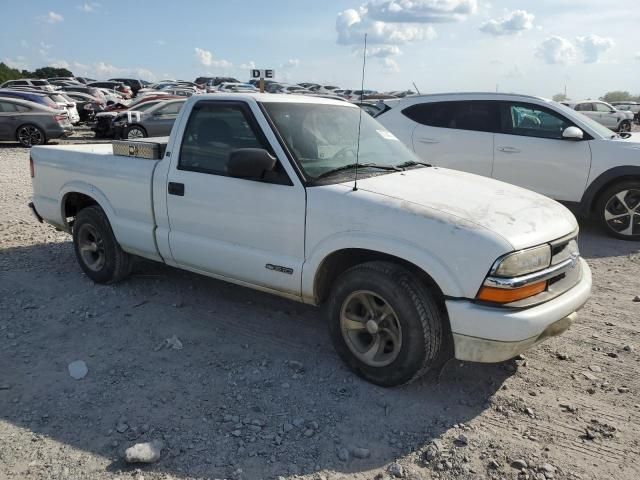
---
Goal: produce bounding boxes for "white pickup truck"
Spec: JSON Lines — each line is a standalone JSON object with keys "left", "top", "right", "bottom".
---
{"left": 29, "top": 94, "right": 591, "bottom": 386}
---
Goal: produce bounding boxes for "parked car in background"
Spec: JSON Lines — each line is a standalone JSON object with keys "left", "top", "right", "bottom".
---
{"left": 0, "top": 97, "right": 73, "bottom": 146}
{"left": 74, "top": 77, "right": 96, "bottom": 84}
{"left": 112, "top": 98, "right": 185, "bottom": 139}
{"left": 269, "top": 84, "right": 312, "bottom": 95}
{"left": 197, "top": 77, "right": 240, "bottom": 92}
{"left": 217, "top": 82, "right": 259, "bottom": 93}
{"left": 88, "top": 81, "right": 133, "bottom": 99}
{"left": 9, "top": 89, "right": 82, "bottom": 125}
{"left": 0, "top": 79, "right": 55, "bottom": 92}
{"left": 0, "top": 89, "right": 60, "bottom": 110}
{"left": 611, "top": 102, "right": 640, "bottom": 123}
{"left": 563, "top": 100, "right": 632, "bottom": 132}
{"left": 93, "top": 97, "right": 178, "bottom": 138}
{"left": 64, "top": 91, "right": 104, "bottom": 122}
{"left": 377, "top": 92, "right": 640, "bottom": 239}
{"left": 61, "top": 85, "right": 106, "bottom": 103}
{"left": 108, "top": 78, "right": 145, "bottom": 96}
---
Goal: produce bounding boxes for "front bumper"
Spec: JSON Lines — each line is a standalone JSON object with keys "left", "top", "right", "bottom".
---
{"left": 447, "top": 258, "right": 591, "bottom": 363}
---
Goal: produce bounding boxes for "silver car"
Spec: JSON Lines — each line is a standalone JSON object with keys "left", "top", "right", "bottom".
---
{"left": 0, "top": 97, "right": 73, "bottom": 147}
{"left": 112, "top": 99, "right": 185, "bottom": 139}
{"left": 564, "top": 100, "right": 633, "bottom": 132}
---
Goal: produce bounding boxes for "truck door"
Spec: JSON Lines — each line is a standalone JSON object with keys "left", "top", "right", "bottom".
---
{"left": 164, "top": 100, "right": 306, "bottom": 297}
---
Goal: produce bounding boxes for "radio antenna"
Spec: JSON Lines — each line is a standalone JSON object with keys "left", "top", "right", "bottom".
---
{"left": 353, "top": 33, "right": 367, "bottom": 192}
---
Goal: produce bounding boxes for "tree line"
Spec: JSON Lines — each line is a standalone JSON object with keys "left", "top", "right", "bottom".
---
{"left": 0, "top": 62, "right": 74, "bottom": 84}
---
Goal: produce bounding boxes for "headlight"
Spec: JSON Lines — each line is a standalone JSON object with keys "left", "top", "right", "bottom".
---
{"left": 493, "top": 245, "right": 551, "bottom": 277}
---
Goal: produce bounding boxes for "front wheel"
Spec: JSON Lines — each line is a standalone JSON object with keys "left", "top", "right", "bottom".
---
{"left": 16, "top": 124, "right": 45, "bottom": 147}
{"left": 72, "top": 206, "right": 132, "bottom": 283}
{"left": 124, "top": 125, "right": 147, "bottom": 139}
{"left": 618, "top": 120, "right": 631, "bottom": 133}
{"left": 327, "top": 261, "right": 445, "bottom": 386}
{"left": 596, "top": 180, "right": 640, "bottom": 240}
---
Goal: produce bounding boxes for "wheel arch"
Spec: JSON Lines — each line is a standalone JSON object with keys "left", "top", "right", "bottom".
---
{"left": 60, "top": 182, "right": 118, "bottom": 233}
{"left": 311, "top": 247, "right": 454, "bottom": 346}
{"left": 579, "top": 166, "right": 640, "bottom": 216}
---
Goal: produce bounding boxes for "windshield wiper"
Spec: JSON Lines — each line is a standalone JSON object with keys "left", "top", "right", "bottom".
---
{"left": 396, "top": 160, "right": 432, "bottom": 168}
{"left": 313, "top": 162, "right": 401, "bottom": 180}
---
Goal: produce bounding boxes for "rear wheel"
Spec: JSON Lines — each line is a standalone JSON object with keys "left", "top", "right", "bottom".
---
{"left": 124, "top": 125, "right": 147, "bottom": 139}
{"left": 72, "top": 206, "right": 132, "bottom": 283}
{"left": 327, "top": 261, "right": 445, "bottom": 386}
{"left": 596, "top": 180, "right": 640, "bottom": 240}
{"left": 16, "top": 124, "right": 45, "bottom": 147}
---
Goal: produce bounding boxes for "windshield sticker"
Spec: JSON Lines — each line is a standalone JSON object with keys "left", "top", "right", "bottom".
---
{"left": 377, "top": 129, "right": 399, "bottom": 141}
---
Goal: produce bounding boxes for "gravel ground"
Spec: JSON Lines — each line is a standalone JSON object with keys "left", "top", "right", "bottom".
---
{"left": 1, "top": 128, "right": 639, "bottom": 480}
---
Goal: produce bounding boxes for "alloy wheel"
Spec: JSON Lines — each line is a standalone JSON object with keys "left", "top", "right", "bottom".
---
{"left": 127, "top": 128, "right": 145, "bottom": 139}
{"left": 17, "top": 126, "right": 43, "bottom": 147}
{"left": 340, "top": 290, "right": 402, "bottom": 367}
{"left": 619, "top": 122, "right": 631, "bottom": 133}
{"left": 603, "top": 189, "right": 640, "bottom": 237}
{"left": 77, "top": 223, "right": 106, "bottom": 272}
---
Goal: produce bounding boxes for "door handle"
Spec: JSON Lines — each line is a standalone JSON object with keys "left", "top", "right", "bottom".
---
{"left": 168, "top": 182, "right": 184, "bottom": 196}
{"left": 498, "top": 146, "right": 521, "bottom": 153}
{"left": 417, "top": 137, "right": 440, "bottom": 144}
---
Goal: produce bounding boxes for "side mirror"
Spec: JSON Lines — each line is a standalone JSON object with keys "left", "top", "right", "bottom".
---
{"left": 562, "top": 126, "right": 584, "bottom": 140}
{"left": 228, "top": 148, "right": 276, "bottom": 179}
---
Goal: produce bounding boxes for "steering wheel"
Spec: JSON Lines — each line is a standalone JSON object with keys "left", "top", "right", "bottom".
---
{"left": 333, "top": 146, "right": 357, "bottom": 161}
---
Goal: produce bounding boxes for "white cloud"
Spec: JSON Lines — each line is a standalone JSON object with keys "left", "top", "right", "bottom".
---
{"left": 78, "top": 2, "right": 100, "bottom": 12}
{"left": 480, "top": 10, "right": 534, "bottom": 36}
{"left": 210, "top": 59, "right": 233, "bottom": 69}
{"left": 366, "top": 0, "right": 477, "bottom": 23}
{"left": 382, "top": 57, "right": 400, "bottom": 73}
{"left": 536, "top": 36, "right": 577, "bottom": 65}
{"left": 40, "top": 42, "right": 53, "bottom": 50}
{"left": 194, "top": 47, "right": 213, "bottom": 66}
{"left": 240, "top": 61, "right": 257, "bottom": 69}
{"left": 156, "top": 40, "right": 166, "bottom": 46}
{"left": 44, "top": 11, "right": 64, "bottom": 23}
{"left": 367, "top": 45, "right": 401, "bottom": 57}
{"left": 636, "top": 52, "right": 640, "bottom": 60}
{"left": 576, "top": 35, "right": 614, "bottom": 63}
{"left": 20, "top": 39, "right": 28, "bottom": 48}
{"left": 337, "top": 8, "right": 436, "bottom": 46}
{"left": 3, "top": 57, "right": 30, "bottom": 71}
{"left": 71, "top": 61, "right": 157, "bottom": 81}
{"left": 281, "top": 59, "right": 300, "bottom": 69}
{"left": 504, "top": 65, "right": 523, "bottom": 79}
{"left": 50, "top": 59, "right": 70, "bottom": 69}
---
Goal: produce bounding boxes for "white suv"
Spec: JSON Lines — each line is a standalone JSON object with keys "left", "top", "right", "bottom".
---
{"left": 564, "top": 100, "right": 633, "bottom": 133}
{"left": 376, "top": 92, "right": 640, "bottom": 240}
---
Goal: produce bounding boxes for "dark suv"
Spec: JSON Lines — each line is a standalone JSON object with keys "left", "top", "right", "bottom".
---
{"left": 108, "top": 78, "right": 144, "bottom": 96}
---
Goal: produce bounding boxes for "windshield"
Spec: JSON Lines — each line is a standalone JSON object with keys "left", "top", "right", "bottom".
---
{"left": 554, "top": 101, "right": 616, "bottom": 138}
{"left": 263, "top": 102, "right": 420, "bottom": 180}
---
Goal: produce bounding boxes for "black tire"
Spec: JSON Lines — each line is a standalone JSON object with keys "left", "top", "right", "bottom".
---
{"left": 595, "top": 180, "right": 640, "bottom": 240}
{"left": 327, "top": 261, "right": 444, "bottom": 387}
{"left": 618, "top": 120, "right": 631, "bottom": 133}
{"left": 124, "top": 125, "right": 147, "bottom": 139}
{"left": 16, "top": 124, "right": 46, "bottom": 147}
{"left": 72, "top": 206, "right": 132, "bottom": 283}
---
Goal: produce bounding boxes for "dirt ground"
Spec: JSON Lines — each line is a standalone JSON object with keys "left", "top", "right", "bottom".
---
{"left": 1, "top": 129, "right": 639, "bottom": 480}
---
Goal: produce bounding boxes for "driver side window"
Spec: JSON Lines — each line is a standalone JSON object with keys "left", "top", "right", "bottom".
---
{"left": 501, "top": 102, "right": 573, "bottom": 140}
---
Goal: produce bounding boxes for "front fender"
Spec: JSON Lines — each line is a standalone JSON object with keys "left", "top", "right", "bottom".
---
{"left": 301, "top": 231, "right": 466, "bottom": 304}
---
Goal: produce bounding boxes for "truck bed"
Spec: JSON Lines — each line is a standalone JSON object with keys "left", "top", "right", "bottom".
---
{"left": 31, "top": 141, "right": 163, "bottom": 260}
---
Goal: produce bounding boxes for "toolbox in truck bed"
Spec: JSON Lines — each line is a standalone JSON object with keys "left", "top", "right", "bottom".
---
{"left": 112, "top": 137, "right": 169, "bottom": 160}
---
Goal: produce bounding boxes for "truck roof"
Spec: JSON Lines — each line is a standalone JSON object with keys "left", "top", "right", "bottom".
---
{"left": 191, "top": 92, "right": 357, "bottom": 108}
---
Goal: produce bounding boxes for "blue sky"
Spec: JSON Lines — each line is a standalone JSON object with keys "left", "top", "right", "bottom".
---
{"left": 1, "top": 0, "right": 639, "bottom": 99}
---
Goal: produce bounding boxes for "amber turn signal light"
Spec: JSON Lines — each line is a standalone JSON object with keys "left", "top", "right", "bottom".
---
{"left": 477, "top": 281, "right": 547, "bottom": 304}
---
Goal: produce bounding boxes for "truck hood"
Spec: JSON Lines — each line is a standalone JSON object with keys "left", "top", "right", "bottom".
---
{"left": 348, "top": 167, "right": 578, "bottom": 250}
